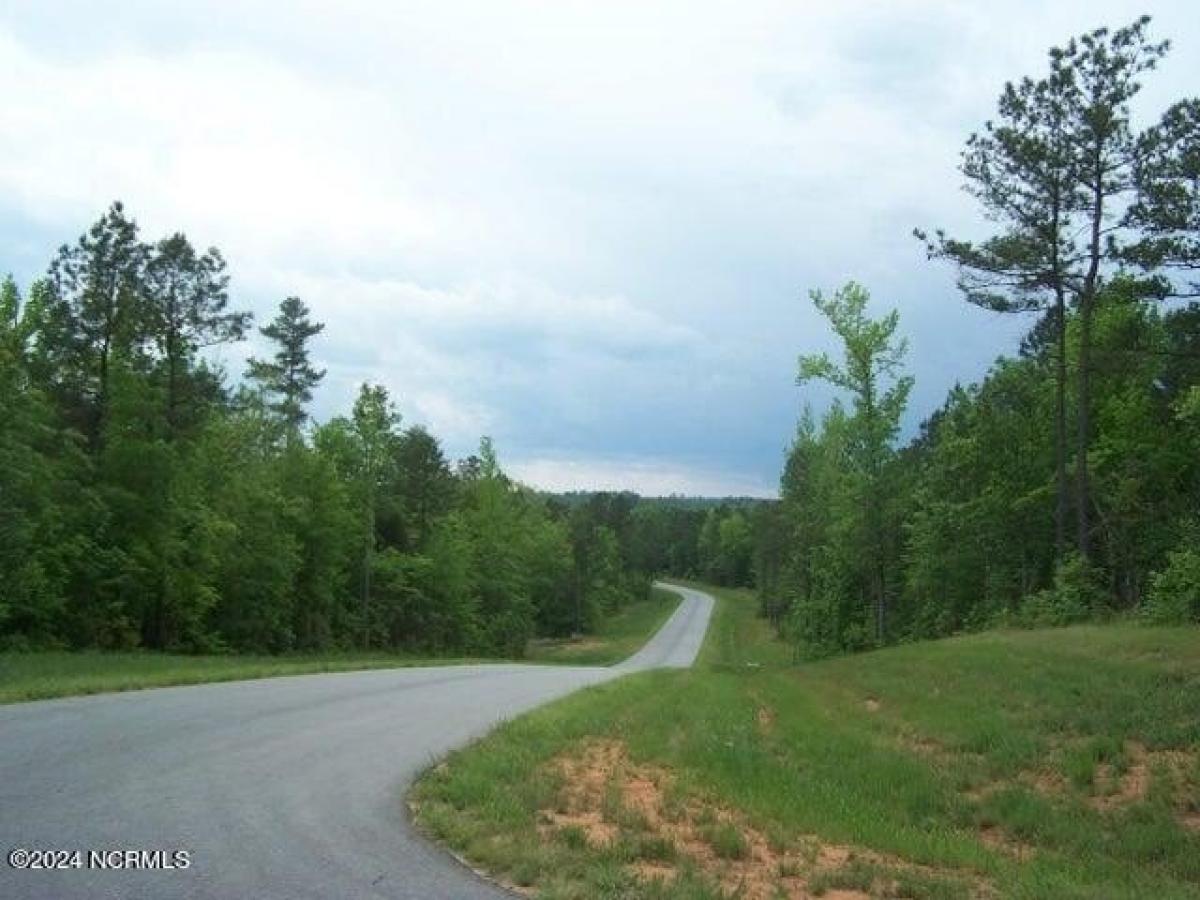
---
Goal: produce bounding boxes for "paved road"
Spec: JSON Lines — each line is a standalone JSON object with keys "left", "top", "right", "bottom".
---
{"left": 0, "top": 582, "right": 713, "bottom": 900}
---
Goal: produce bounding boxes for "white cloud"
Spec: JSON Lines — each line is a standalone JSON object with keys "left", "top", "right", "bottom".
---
{"left": 242, "top": 270, "right": 705, "bottom": 450}
{"left": 0, "top": 34, "right": 482, "bottom": 267}
{"left": 508, "top": 456, "right": 776, "bottom": 499}
{"left": 276, "top": 272, "right": 701, "bottom": 358}
{"left": 2, "top": 1, "right": 1198, "bottom": 489}
{"left": 407, "top": 390, "right": 496, "bottom": 445}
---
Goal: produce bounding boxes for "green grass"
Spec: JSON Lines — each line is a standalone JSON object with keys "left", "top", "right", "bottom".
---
{"left": 0, "top": 588, "right": 680, "bottom": 704}
{"left": 0, "top": 649, "right": 485, "bottom": 704}
{"left": 525, "top": 587, "right": 681, "bottom": 666}
{"left": 411, "top": 583, "right": 1200, "bottom": 899}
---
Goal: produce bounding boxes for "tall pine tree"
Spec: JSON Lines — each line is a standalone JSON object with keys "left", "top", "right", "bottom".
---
{"left": 247, "top": 296, "right": 325, "bottom": 439}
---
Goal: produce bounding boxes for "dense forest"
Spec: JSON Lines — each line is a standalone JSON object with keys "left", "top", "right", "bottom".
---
{"left": 0, "top": 205, "right": 773, "bottom": 657}
{"left": 0, "top": 206, "right": 689, "bottom": 656}
{"left": 758, "top": 17, "right": 1200, "bottom": 657}
{"left": 0, "top": 210, "right": 775, "bottom": 657}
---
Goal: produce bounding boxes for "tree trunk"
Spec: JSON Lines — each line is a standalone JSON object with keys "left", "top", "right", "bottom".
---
{"left": 1054, "top": 291, "right": 1068, "bottom": 561}
{"left": 362, "top": 504, "right": 374, "bottom": 650}
{"left": 166, "top": 336, "right": 179, "bottom": 439}
{"left": 1048, "top": 178, "right": 1068, "bottom": 565}
{"left": 95, "top": 331, "right": 111, "bottom": 453}
{"left": 1075, "top": 305, "right": 1092, "bottom": 562}
{"left": 1077, "top": 166, "right": 1103, "bottom": 563}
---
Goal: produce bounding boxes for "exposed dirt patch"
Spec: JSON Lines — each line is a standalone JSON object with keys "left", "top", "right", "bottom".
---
{"left": 1151, "top": 745, "right": 1200, "bottom": 831}
{"left": 1019, "top": 769, "right": 1068, "bottom": 797}
{"left": 1087, "top": 742, "right": 1196, "bottom": 812}
{"left": 961, "top": 783, "right": 995, "bottom": 803}
{"left": 962, "top": 767, "right": 1067, "bottom": 813}
{"left": 539, "top": 808, "right": 618, "bottom": 848}
{"left": 629, "top": 860, "right": 677, "bottom": 883}
{"left": 756, "top": 706, "right": 777, "bottom": 734}
{"left": 1093, "top": 742, "right": 1200, "bottom": 829}
{"left": 816, "top": 843, "right": 851, "bottom": 867}
{"left": 538, "top": 739, "right": 624, "bottom": 847}
{"left": 1156, "top": 748, "right": 1199, "bottom": 771}
{"left": 964, "top": 741, "right": 1200, "bottom": 830}
{"left": 978, "top": 825, "right": 1036, "bottom": 860}
{"left": 864, "top": 697, "right": 881, "bottom": 713}
{"left": 897, "top": 732, "right": 953, "bottom": 762}
{"left": 1091, "top": 765, "right": 1148, "bottom": 810}
{"left": 539, "top": 739, "right": 989, "bottom": 900}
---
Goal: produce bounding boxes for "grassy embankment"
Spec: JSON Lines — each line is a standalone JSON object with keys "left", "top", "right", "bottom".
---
{"left": 411, "top": 583, "right": 1200, "bottom": 899}
{"left": 0, "top": 587, "right": 679, "bottom": 704}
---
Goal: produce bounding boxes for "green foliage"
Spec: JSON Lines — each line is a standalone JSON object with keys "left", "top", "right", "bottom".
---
{"left": 527, "top": 587, "right": 679, "bottom": 665}
{"left": 0, "top": 650, "right": 480, "bottom": 704}
{"left": 1144, "top": 545, "right": 1200, "bottom": 625}
{"left": 143, "top": 232, "right": 248, "bottom": 438}
{"left": 696, "top": 509, "right": 753, "bottom": 587}
{"left": 246, "top": 295, "right": 325, "bottom": 436}
{"left": 1128, "top": 98, "right": 1200, "bottom": 286}
{"left": 920, "top": 16, "right": 1189, "bottom": 569}
{"left": 797, "top": 282, "right": 913, "bottom": 448}
{"left": 383, "top": 425, "right": 456, "bottom": 551}
{"left": 414, "top": 586, "right": 1200, "bottom": 899}
{"left": 43, "top": 201, "right": 148, "bottom": 446}
{"left": 763, "top": 17, "right": 1200, "bottom": 657}
{"left": 763, "top": 275, "right": 1200, "bottom": 656}
{"left": 0, "top": 206, "right": 654, "bottom": 660}
{"left": 626, "top": 500, "right": 706, "bottom": 577}
{"left": 767, "top": 290, "right": 1200, "bottom": 655}
{"left": 781, "top": 283, "right": 911, "bottom": 654}
{"left": 703, "top": 820, "right": 747, "bottom": 860}
{"left": 0, "top": 275, "right": 101, "bottom": 650}
{"left": 1014, "top": 554, "right": 1103, "bottom": 628}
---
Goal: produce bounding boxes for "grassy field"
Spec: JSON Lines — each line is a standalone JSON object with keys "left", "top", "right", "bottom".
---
{"left": 0, "top": 587, "right": 680, "bottom": 704}
{"left": 0, "top": 649, "right": 485, "bottom": 704}
{"left": 410, "top": 584, "right": 1200, "bottom": 899}
{"left": 526, "top": 587, "right": 681, "bottom": 665}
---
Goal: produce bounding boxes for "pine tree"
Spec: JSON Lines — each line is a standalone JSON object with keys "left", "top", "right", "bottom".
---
{"left": 247, "top": 296, "right": 325, "bottom": 438}
{"left": 915, "top": 68, "right": 1081, "bottom": 559}
{"left": 1127, "top": 99, "right": 1200, "bottom": 294}
{"left": 1056, "top": 17, "right": 1169, "bottom": 561}
{"left": 919, "top": 16, "right": 1174, "bottom": 562}
{"left": 144, "top": 233, "right": 250, "bottom": 437}
{"left": 44, "top": 201, "right": 149, "bottom": 448}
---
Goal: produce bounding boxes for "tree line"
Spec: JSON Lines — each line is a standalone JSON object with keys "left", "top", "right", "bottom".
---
{"left": 0, "top": 206, "right": 664, "bottom": 655}
{"left": 622, "top": 498, "right": 762, "bottom": 589}
{"left": 760, "top": 17, "right": 1200, "bottom": 657}
{"left": 544, "top": 493, "right": 767, "bottom": 592}
{"left": 9, "top": 17, "right": 1192, "bottom": 662}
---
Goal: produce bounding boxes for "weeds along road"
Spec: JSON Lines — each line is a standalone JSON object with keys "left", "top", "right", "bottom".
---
{"left": 0, "top": 582, "right": 713, "bottom": 900}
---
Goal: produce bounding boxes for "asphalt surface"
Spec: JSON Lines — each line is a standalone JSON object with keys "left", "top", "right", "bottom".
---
{"left": 0, "top": 582, "right": 713, "bottom": 900}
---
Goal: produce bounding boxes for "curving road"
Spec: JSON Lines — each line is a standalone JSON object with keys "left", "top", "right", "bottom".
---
{"left": 0, "top": 582, "right": 712, "bottom": 900}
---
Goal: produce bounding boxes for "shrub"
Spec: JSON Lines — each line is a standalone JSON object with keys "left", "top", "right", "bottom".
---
{"left": 1143, "top": 547, "right": 1200, "bottom": 624}
{"left": 1016, "top": 553, "right": 1101, "bottom": 627}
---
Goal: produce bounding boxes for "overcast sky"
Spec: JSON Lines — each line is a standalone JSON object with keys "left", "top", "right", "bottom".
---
{"left": 2, "top": 2, "right": 1196, "bottom": 495}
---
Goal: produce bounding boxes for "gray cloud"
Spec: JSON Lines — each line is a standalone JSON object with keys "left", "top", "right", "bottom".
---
{"left": 1, "top": 1, "right": 1196, "bottom": 495}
